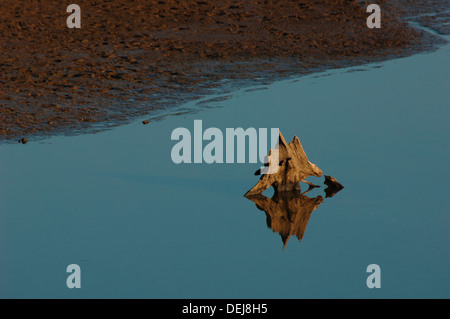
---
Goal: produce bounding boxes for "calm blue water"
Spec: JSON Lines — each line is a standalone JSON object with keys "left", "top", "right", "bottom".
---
{"left": 1, "top": 38, "right": 449, "bottom": 298}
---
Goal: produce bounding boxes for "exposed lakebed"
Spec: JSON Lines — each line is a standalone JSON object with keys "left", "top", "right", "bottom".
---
{"left": 1, "top": 0, "right": 447, "bottom": 141}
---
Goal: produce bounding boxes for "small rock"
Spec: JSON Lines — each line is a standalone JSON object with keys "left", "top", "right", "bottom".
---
{"left": 20, "top": 137, "right": 27, "bottom": 144}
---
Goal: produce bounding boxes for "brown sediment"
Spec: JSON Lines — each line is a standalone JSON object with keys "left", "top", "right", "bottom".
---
{"left": 0, "top": 0, "right": 447, "bottom": 142}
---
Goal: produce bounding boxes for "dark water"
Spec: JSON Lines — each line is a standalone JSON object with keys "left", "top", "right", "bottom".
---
{"left": 0, "top": 36, "right": 449, "bottom": 298}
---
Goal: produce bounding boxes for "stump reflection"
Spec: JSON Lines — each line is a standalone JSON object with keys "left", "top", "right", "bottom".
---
{"left": 246, "top": 190, "right": 325, "bottom": 249}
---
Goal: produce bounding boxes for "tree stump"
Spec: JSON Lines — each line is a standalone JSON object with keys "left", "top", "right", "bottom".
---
{"left": 245, "top": 131, "right": 323, "bottom": 196}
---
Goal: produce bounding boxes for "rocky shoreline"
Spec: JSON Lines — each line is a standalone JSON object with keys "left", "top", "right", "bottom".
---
{"left": 0, "top": 0, "right": 447, "bottom": 142}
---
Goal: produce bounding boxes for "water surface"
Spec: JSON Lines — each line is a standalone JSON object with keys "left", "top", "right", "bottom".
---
{"left": 0, "top": 37, "right": 449, "bottom": 299}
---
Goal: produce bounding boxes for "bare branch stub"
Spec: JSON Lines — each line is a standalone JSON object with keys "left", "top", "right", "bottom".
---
{"left": 324, "top": 175, "right": 344, "bottom": 198}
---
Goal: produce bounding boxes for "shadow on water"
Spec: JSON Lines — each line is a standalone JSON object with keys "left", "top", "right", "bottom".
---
{"left": 246, "top": 182, "right": 343, "bottom": 249}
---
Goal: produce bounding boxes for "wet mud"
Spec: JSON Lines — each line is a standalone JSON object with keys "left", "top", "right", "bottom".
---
{"left": 0, "top": 0, "right": 447, "bottom": 142}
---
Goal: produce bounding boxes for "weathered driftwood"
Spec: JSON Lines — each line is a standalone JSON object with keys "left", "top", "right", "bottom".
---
{"left": 247, "top": 191, "right": 324, "bottom": 249}
{"left": 245, "top": 131, "right": 323, "bottom": 196}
